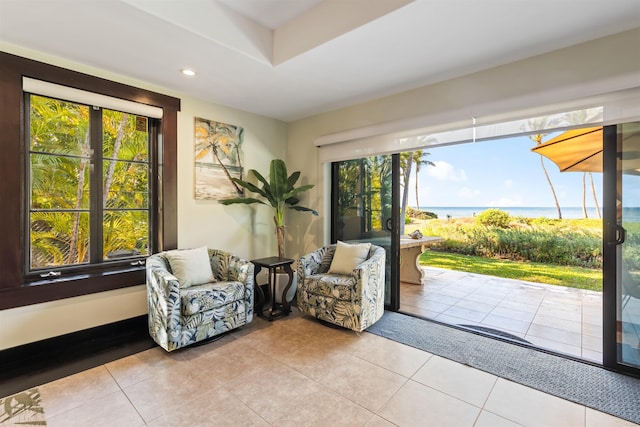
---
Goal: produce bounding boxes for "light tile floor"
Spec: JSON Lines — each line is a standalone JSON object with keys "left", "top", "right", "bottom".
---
{"left": 7, "top": 312, "right": 638, "bottom": 427}
{"left": 400, "top": 267, "right": 604, "bottom": 362}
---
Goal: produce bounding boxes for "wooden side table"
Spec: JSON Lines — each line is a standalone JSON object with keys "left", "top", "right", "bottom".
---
{"left": 251, "top": 257, "right": 294, "bottom": 321}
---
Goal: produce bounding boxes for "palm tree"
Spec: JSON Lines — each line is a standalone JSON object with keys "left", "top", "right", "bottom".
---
{"left": 194, "top": 119, "right": 244, "bottom": 195}
{"left": 412, "top": 150, "right": 435, "bottom": 209}
{"left": 590, "top": 172, "right": 602, "bottom": 219}
{"left": 399, "top": 151, "right": 414, "bottom": 236}
{"left": 525, "top": 116, "right": 566, "bottom": 219}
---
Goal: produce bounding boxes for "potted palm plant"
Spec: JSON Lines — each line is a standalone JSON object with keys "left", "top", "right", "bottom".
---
{"left": 221, "top": 159, "right": 318, "bottom": 301}
{"left": 221, "top": 158, "right": 317, "bottom": 257}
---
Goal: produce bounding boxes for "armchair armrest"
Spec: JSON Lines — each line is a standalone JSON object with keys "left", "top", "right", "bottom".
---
{"left": 352, "top": 245, "right": 386, "bottom": 298}
{"left": 297, "top": 246, "right": 333, "bottom": 280}
{"left": 226, "top": 254, "right": 255, "bottom": 289}
{"left": 146, "top": 255, "right": 180, "bottom": 300}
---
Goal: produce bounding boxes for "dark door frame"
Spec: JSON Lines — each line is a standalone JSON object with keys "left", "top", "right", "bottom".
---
{"left": 602, "top": 123, "right": 640, "bottom": 376}
{"left": 330, "top": 154, "right": 401, "bottom": 311}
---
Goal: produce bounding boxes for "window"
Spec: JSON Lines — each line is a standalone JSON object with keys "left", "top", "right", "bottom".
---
{"left": 0, "top": 51, "right": 179, "bottom": 309}
{"left": 27, "top": 95, "right": 153, "bottom": 274}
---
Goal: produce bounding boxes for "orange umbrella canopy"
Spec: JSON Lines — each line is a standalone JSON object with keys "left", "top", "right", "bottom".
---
{"left": 531, "top": 127, "right": 602, "bottom": 173}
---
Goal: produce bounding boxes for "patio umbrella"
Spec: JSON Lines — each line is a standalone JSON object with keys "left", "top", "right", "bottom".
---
{"left": 531, "top": 127, "right": 603, "bottom": 172}
{"left": 531, "top": 125, "right": 640, "bottom": 174}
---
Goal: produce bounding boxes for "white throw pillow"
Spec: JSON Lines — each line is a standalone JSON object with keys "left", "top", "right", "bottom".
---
{"left": 328, "top": 241, "right": 372, "bottom": 275}
{"left": 164, "top": 246, "right": 214, "bottom": 288}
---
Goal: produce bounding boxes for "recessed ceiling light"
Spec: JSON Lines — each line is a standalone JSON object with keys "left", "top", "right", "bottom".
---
{"left": 181, "top": 68, "right": 196, "bottom": 77}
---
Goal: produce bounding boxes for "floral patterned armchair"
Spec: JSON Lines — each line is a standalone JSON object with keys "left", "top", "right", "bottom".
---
{"left": 296, "top": 243, "right": 385, "bottom": 332}
{"left": 146, "top": 248, "right": 254, "bottom": 351}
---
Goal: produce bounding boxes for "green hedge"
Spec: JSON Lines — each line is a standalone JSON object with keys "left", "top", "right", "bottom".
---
{"left": 419, "top": 217, "right": 603, "bottom": 269}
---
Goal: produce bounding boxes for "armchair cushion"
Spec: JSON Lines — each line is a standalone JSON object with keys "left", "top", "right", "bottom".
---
{"left": 164, "top": 246, "right": 214, "bottom": 288}
{"left": 303, "top": 274, "right": 357, "bottom": 301}
{"left": 180, "top": 280, "right": 246, "bottom": 316}
{"left": 328, "top": 240, "right": 371, "bottom": 274}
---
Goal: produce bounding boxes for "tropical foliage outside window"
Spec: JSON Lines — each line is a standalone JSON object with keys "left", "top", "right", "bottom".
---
{"left": 28, "top": 94, "right": 151, "bottom": 271}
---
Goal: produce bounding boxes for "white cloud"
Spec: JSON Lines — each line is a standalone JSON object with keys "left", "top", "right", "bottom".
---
{"left": 458, "top": 186, "right": 480, "bottom": 199}
{"left": 427, "top": 161, "right": 467, "bottom": 181}
{"left": 504, "top": 179, "right": 513, "bottom": 188}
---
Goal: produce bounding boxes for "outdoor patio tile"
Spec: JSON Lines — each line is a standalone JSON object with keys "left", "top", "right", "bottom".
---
{"left": 401, "top": 270, "right": 605, "bottom": 364}
{"left": 439, "top": 306, "right": 489, "bottom": 323}
{"left": 506, "top": 291, "right": 546, "bottom": 305}
{"left": 582, "top": 322, "right": 603, "bottom": 338}
{"left": 412, "top": 298, "right": 454, "bottom": 314}
{"left": 543, "top": 296, "right": 585, "bottom": 308}
{"left": 434, "top": 313, "right": 479, "bottom": 327}
{"left": 582, "top": 334, "right": 603, "bottom": 352}
{"left": 472, "top": 288, "right": 513, "bottom": 300}
{"left": 453, "top": 298, "right": 497, "bottom": 314}
{"left": 424, "top": 292, "right": 463, "bottom": 305}
{"left": 582, "top": 349, "right": 603, "bottom": 363}
{"left": 532, "top": 314, "right": 582, "bottom": 333}
{"left": 464, "top": 292, "right": 504, "bottom": 306}
{"left": 489, "top": 306, "right": 536, "bottom": 322}
{"left": 536, "top": 309, "right": 583, "bottom": 325}
{"left": 401, "top": 293, "right": 430, "bottom": 307}
{"left": 480, "top": 314, "right": 530, "bottom": 335}
{"left": 584, "top": 311, "right": 604, "bottom": 326}
{"left": 526, "top": 324, "right": 582, "bottom": 348}
{"left": 437, "top": 287, "right": 474, "bottom": 299}
{"left": 400, "top": 304, "right": 441, "bottom": 319}
{"left": 494, "top": 299, "right": 541, "bottom": 314}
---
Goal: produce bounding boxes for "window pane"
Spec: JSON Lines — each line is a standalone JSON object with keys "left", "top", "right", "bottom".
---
{"left": 103, "top": 210, "right": 149, "bottom": 260}
{"left": 102, "top": 162, "right": 149, "bottom": 209}
{"left": 30, "top": 95, "right": 90, "bottom": 156}
{"left": 30, "top": 211, "right": 90, "bottom": 269}
{"left": 102, "top": 110, "right": 148, "bottom": 161}
{"left": 30, "top": 154, "right": 90, "bottom": 209}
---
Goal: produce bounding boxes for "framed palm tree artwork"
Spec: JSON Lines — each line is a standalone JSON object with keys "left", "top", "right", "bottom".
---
{"left": 194, "top": 117, "right": 244, "bottom": 200}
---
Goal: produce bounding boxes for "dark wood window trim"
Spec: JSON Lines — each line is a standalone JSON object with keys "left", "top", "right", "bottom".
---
{"left": 0, "top": 51, "right": 179, "bottom": 310}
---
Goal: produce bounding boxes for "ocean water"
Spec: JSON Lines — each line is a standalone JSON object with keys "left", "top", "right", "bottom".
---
{"left": 416, "top": 206, "right": 640, "bottom": 221}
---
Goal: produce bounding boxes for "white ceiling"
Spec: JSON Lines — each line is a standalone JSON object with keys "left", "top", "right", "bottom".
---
{"left": 0, "top": 0, "right": 639, "bottom": 122}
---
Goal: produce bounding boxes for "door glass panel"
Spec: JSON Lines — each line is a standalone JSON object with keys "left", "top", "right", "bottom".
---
{"left": 333, "top": 156, "right": 394, "bottom": 305}
{"left": 618, "top": 122, "right": 640, "bottom": 369}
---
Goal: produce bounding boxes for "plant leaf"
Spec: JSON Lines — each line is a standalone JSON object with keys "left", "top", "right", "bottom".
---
{"left": 283, "top": 184, "right": 314, "bottom": 201}
{"left": 289, "top": 205, "right": 318, "bottom": 215}
{"left": 230, "top": 178, "right": 267, "bottom": 199}
{"left": 250, "top": 169, "right": 271, "bottom": 196}
{"left": 287, "top": 171, "right": 300, "bottom": 188}
{"left": 269, "top": 159, "right": 288, "bottom": 200}
{"left": 220, "top": 197, "right": 266, "bottom": 206}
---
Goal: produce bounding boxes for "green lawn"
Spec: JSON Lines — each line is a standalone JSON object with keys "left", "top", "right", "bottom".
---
{"left": 419, "top": 250, "right": 603, "bottom": 292}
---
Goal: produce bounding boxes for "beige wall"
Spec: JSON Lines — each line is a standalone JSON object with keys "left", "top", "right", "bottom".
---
{"left": 0, "top": 43, "right": 287, "bottom": 350}
{"left": 2, "top": 27, "right": 638, "bottom": 349}
{"left": 285, "top": 28, "right": 640, "bottom": 259}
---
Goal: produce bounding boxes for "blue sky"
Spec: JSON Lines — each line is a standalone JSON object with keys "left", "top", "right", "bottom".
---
{"left": 408, "top": 134, "right": 603, "bottom": 208}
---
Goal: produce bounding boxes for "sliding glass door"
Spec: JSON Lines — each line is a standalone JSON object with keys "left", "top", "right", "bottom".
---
{"left": 603, "top": 122, "right": 640, "bottom": 375}
{"left": 331, "top": 155, "right": 400, "bottom": 309}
